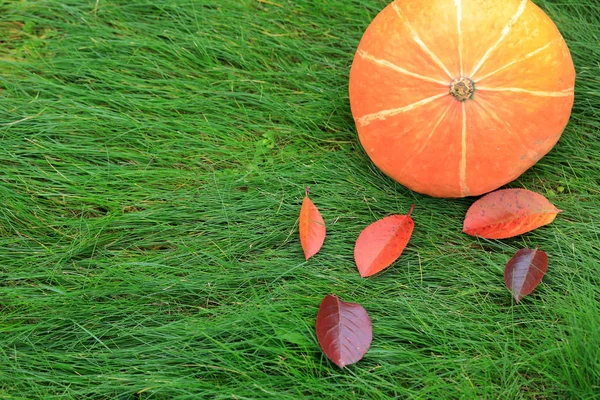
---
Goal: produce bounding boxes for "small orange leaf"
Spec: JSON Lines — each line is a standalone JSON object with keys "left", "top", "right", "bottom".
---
{"left": 463, "top": 189, "right": 561, "bottom": 239}
{"left": 354, "top": 205, "right": 414, "bottom": 278}
{"left": 299, "top": 187, "right": 325, "bottom": 260}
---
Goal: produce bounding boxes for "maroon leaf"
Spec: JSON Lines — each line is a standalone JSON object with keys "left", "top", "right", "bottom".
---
{"left": 504, "top": 247, "right": 549, "bottom": 303}
{"left": 315, "top": 294, "right": 372, "bottom": 368}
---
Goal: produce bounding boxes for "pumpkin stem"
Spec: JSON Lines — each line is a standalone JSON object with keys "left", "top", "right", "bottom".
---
{"left": 450, "top": 77, "right": 475, "bottom": 102}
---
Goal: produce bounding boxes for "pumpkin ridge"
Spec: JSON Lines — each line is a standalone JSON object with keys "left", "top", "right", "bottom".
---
{"left": 469, "top": 0, "right": 528, "bottom": 77}
{"left": 459, "top": 102, "right": 469, "bottom": 196}
{"left": 474, "top": 39, "right": 557, "bottom": 82}
{"left": 476, "top": 87, "right": 574, "bottom": 97}
{"left": 357, "top": 92, "right": 448, "bottom": 127}
{"left": 357, "top": 49, "right": 449, "bottom": 86}
{"left": 454, "top": 0, "right": 464, "bottom": 76}
{"left": 391, "top": 2, "right": 454, "bottom": 79}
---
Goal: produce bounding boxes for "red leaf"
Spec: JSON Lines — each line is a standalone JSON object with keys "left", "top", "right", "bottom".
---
{"left": 299, "top": 187, "right": 325, "bottom": 260}
{"left": 504, "top": 247, "right": 549, "bottom": 303}
{"left": 354, "top": 205, "right": 414, "bottom": 277}
{"left": 463, "top": 189, "right": 561, "bottom": 239}
{"left": 315, "top": 294, "right": 372, "bottom": 368}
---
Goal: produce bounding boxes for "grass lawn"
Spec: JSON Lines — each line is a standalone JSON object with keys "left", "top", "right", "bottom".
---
{"left": 1, "top": 0, "right": 599, "bottom": 398}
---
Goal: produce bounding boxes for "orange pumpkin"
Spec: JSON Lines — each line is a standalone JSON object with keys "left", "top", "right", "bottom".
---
{"left": 349, "top": 0, "right": 575, "bottom": 198}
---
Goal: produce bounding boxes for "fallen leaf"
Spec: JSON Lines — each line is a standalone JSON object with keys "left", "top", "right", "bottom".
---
{"left": 354, "top": 205, "right": 414, "bottom": 277}
{"left": 504, "top": 247, "right": 548, "bottom": 303}
{"left": 299, "top": 187, "right": 325, "bottom": 260}
{"left": 315, "top": 294, "right": 372, "bottom": 368}
{"left": 463, "top": 189, "right": 561, "bottom": 239}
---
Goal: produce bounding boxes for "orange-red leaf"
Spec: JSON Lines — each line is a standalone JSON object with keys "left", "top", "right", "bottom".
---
{"left": 315, "top": 294, "right": 372, "bottom": 368}
{"left": 463, "top": 189, "right": 561, "bottom": 239}
{"left": 299, "top": 187, "right": 325, "bottom": 260}
{"left": 504, "top": 247, "right": 548, "bottom": 303}
{"left": 354, "top": 205, "right": 414, "bottom": 277}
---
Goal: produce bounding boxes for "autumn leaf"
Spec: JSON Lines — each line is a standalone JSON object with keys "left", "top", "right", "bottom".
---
{"left": 354, "top": 205, "right": 414, "bottom": 278}
{"left": 504, "top": 247, "right": 549, "bottom": 303}
{"left": 299, "top": 187, "right": 326, "bottom": 260}
{"left": 315, "top": 294, "right": 372, "bottom": 368}
{"left": 463, "top": 189, "right": 561, "bottom": 239}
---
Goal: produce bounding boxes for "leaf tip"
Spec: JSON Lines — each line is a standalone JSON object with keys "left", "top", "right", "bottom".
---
{"left": 304, "top": 247, "right": 320, "bottom": 261}
{"left": 462, "top": 227, "right": 476, "bottom": 237}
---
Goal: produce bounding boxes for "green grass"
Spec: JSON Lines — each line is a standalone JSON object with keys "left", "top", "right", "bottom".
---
{"left": 1, "top": 0, "right": 599, "bottom": 398}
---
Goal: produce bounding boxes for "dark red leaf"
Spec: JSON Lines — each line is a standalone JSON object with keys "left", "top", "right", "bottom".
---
{"left": 315, "top": 294, "right": 372, "bottom": 368}
{"left": 299, "top": 187, "right": 326, "bottom": 260}
{"left": 504, "top": 247, "right": 549, "bottom": 303}
{"left": 354, "top": 205, "right": 414, "bottom": 277}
